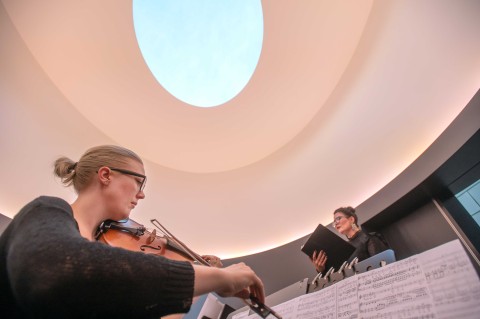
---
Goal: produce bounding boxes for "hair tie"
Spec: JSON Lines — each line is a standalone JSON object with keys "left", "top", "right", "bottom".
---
{"left": 69, "top": 162, "right": 78, "bottom": 172}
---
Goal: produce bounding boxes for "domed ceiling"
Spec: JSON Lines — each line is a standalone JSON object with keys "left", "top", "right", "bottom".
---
{"left": 1, "top": 0, "right": 479, "bottom": 258}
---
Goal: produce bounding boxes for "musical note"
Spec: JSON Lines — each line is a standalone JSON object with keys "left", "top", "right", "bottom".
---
{"left": 418, "top": 240, "right": 480, "bottom": 319}
{"left": 238, "top": 240, "right": 479, "bottom": 319}
{"left": 336, "top": 277, "right": 359, "bottom": 318}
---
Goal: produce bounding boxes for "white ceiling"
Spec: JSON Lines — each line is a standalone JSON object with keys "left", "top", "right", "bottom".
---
{"left": 1, "top": 0, "right": 479, "bottom": 258}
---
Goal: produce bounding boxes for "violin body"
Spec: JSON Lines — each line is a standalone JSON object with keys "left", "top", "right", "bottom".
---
{"left": 96, "top": 218, "right": 223, "bottom": 319}
{"left": 96, "top": 219, "right": 194, "bottom": 262}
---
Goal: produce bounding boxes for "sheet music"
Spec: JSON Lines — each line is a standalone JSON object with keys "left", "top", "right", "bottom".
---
{"left": 231, "top": 309, "right": 250, "bottom": 319}
{"left": 270, "top": 298, "right": 297, "bottom": 319}
{"left": 230, "top": 239, "right": 480, "bottom": 319}
{"left": 356, "top": 256, "right": 437, "bottom": 318}
{"left": 336, "top": 276, "right": 359, "bottom": 319}
{"left": 243, "top": 287, "right": 337, "bottom": 319}
{"left": 418, "top": 240, "right": 480, "bottom": 319}
{"left": 296, "top": 287, "right": 336, "bottom": 319}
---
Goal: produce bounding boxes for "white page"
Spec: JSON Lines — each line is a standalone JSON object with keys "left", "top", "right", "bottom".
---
{"left": 295, "top": 285, "right": 336, "bottom": 319}
{"left": 356, "top": 256, "right": 437, "bottom": 318}
{"left": 231, "top": 309, "right": 250, "bottom": 319}
{"left": 336, "top": 275, "right": 359, "bottom": 318}
{"left": 419, "top": 240, "right": 480, "bottom": 319}
{"left": 232, "top": 240, "right": 480, "bottom": 319}
{"left": 270, "top": 298, "right": 298, "bottom": 319}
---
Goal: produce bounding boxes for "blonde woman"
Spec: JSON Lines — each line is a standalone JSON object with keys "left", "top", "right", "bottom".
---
{"left": 0, "top": 145, "right": 264, "bottom": 318}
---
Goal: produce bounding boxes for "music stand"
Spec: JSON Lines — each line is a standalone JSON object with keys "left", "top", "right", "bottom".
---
{"left": 354, "top": 249, "right": 396, "bottom": 273}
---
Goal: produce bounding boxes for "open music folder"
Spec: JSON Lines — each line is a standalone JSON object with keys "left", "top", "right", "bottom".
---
{"left": 301, "top": 224, "right": 355, "bottom": 271}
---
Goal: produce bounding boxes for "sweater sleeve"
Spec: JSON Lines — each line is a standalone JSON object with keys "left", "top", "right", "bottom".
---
{"left": 5, "top": 196, "right": 194, "bottom": 319}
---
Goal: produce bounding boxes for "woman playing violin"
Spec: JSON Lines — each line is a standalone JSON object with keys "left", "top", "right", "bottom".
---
{"left": 0, "top": 145, "right": 264, "bottom": 319}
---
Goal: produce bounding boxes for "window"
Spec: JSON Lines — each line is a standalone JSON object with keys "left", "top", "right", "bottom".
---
{"left": 133, "top": 0, "right": 264, "bottom": 107}
{"left": 456, "top": 179, "right": 480, "bottom": 226}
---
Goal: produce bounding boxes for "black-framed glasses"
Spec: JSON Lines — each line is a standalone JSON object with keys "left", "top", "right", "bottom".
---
{"left": 333, "top": 215, "right": 345, "bottom": 224}
{"left": 109, "top": 167, "right": 147, "bottom": 192}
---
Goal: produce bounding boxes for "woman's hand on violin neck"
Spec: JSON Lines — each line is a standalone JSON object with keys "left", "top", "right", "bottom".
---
{"left": 201, "top": 255, "right": 223, "bottom": 268}
{"left": 192, "top": 262, "right": 265, "bottom": 303}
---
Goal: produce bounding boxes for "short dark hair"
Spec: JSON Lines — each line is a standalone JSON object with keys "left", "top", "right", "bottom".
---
{"left": 333, "top": 206, "right": 358, "bottom": 225}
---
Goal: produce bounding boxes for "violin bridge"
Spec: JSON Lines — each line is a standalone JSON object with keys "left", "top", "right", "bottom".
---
{"left": 147, "top": 229, "right": 156, "bottom": 245}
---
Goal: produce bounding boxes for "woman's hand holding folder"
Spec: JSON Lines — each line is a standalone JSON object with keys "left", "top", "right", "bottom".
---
{"left": 312, "top": 250, "right": 327, "bottom": 273}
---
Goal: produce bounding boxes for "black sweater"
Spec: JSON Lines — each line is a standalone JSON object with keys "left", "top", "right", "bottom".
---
{"left": 347, "top": 229, "right": 389, "bottom": 262}
{"left": 0, "top": 196, "right": 195, "bottom": 319}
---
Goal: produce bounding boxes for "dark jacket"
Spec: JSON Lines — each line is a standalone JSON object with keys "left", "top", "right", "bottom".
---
{"left": 347, "top": 229, "right": 389, "bottom": 262}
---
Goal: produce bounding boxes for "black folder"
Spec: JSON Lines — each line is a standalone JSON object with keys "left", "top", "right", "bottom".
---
{"left": 301, "top": 224, "right": 356, "bottom": 271}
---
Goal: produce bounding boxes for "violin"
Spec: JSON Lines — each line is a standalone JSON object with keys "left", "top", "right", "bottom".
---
{"left": 95, "top": 218, "right": 213, "bottom": 265}
{"left": 95, "top": 218, "right": 280, "bottom": 319}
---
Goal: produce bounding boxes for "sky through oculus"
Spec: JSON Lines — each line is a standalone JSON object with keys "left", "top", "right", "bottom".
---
{"left": 133, "top": 0, "right": 264, "bottom": 108}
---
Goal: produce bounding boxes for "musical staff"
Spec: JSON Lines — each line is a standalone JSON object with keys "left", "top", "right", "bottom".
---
{"left": 296, "top": 288, "right": 336, "bottom": 319}
{"left": 356, "top": 257, "right": 436, "bottom": 318}
{"left": 229, "top": 240, "right": 480, "bottom": 319}
{"left": 336, "top": 277, "right": 359, "bottom": 319}
{"left": 419, "top": 240, "right": 480, "bottom": 319}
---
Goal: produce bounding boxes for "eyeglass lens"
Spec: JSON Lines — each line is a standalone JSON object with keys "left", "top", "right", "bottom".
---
{"left": 334, "top": 216, "right": 344, "bottom": 223}
{"left": 109, "top": 167, "right": 146, "bottom": 192}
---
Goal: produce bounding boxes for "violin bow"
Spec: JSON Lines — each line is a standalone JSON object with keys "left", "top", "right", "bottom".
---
{"left": 150, "top": 219, "right": 282, "bottom": 319}
{"left": 150, "top": 219, "right": 210, "bottom": 265}
{"left": 246, "top": 294, "right": 283, "bottom": 319}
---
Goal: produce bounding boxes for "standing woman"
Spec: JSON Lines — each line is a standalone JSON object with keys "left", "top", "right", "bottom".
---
{"left": 0, "top": 145, "right": 264, "bottom": 319}
{"left": 311, "top": 206, "right": 389, "bottom": 274}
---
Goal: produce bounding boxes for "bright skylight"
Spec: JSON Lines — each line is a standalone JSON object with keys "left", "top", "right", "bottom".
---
{"left": 133, "top": 0, "right": 264, "bottom": 108}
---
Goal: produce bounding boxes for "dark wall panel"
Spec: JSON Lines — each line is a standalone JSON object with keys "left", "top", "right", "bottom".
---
{"left": 222, "top": 235, "right": 317, "bottom": 293}
{"left": 381, "top": 200, "right": 458, "bottom": 260}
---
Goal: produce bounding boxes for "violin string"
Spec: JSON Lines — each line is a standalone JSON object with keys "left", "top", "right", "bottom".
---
{"left": 156, "top": 222, "right": 209, "bottom": 266}
{"left": 150, "top": 219, "right": 210, "bottom": 266}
